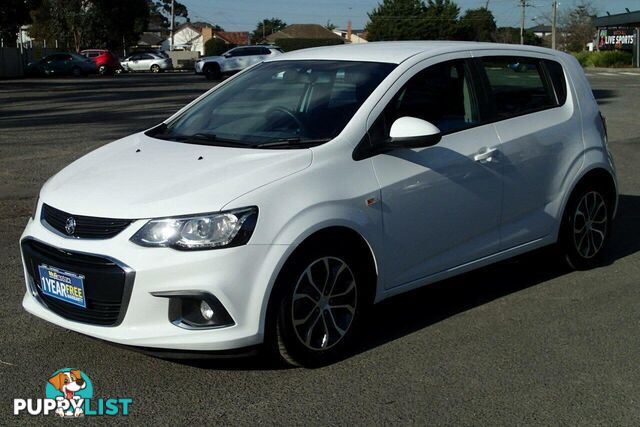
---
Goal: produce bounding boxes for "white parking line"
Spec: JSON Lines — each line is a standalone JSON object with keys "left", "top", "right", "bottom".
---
{"left": 620, "top": 72, "right": 640, "bottom": 76}
{"left": 597, "top": 72, "right": 617, "bottom": 76}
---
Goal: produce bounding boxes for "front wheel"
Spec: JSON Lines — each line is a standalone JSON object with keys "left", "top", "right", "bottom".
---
{"left": 559, "top": 185, "right": 612, "bottom": 270}
{"left": 150, "top": 64, "right": 160, "bottom": 73}
{"left": 271, "top": 246, "right": 368, "bottom": 368}
{"left": 98, "top": 65, "right": 108, "bottom": 75}
{"left": 203, "top": 64, "right": 221, "bottom": 80}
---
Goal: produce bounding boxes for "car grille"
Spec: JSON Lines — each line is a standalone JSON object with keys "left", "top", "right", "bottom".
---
{"left": 41, "top": 204, "right": 132, "bottom": 239}
{"left": 21, "top": 239, "right": 134, "bottom": 326}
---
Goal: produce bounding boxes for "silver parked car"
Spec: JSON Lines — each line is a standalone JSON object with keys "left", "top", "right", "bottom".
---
{"left": 120, "top": 53, "right": 172, "bottom": 73}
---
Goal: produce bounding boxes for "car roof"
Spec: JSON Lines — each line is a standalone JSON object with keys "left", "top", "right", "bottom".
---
{"left": 268, "top": 41, "right": 559, "bottom": 64}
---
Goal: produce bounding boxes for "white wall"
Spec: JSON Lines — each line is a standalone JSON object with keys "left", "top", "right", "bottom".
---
{"left": 172, "top": 27, "right": 204, "bottom": 55}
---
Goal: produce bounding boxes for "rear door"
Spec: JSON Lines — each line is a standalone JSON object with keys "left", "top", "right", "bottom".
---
{"left": 246, "top": 47, "right": 270, "bottom": 67}
{"left": 50, "top": 54, "right": 72, "bottom": 74}
{"left": 474, "top": 53, "right": 583, "bottom": 250}
{"left": 137, "top": 54, "right": 155, "bottom": 71}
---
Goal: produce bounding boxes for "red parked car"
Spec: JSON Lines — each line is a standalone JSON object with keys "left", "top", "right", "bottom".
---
{"left": 80, "top": 49, "right": 121, "bottom": 75}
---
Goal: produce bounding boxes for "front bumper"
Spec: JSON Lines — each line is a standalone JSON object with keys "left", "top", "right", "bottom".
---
{"left": 20, "top": 213, "right": 289, "bottom": 351}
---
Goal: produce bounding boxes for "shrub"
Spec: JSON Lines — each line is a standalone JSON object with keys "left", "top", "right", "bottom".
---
{"left": 571, "top": 50, "right": 633, "bottom": 68}
{"left": 275, "top": 38, "right": 344, "bottom": 52}
{"left": 573, "top": 51, "right": 590, "bottom": 67}
{"left": 204, "top": 38, "right": 234, "bottom": 56}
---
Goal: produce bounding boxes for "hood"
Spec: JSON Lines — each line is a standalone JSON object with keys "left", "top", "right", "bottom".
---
{"left": 41, "top": 133, "right": 312, "bottom": 219}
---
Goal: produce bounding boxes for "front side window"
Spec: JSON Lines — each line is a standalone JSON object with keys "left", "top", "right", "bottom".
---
{"left": 370, "top": 59, "right": 480, "bottom": 142}
{"left": 481, "top": 57, "right": 556, "bottom": 119}
{"left": 148, "top": 60, "right": 396, "bottom": 147}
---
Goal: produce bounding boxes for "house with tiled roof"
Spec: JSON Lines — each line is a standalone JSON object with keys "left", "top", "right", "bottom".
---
{"left": 265, "top": 24, "right": 344, "bottom": 43}
{"left": 162, "top": 22, "right": 248, "bottom": 56}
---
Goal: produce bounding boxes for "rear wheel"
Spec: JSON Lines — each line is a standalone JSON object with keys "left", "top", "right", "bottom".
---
{"left": 98, "top": 65, "right": 108, "bottom": 75}
{"left": 270, "top": 244, "right": 369, "bottom": 368}
{"left": 559, "top": 184, "right": 612, "bottom": 270}
{"left": 150, "top": 64, "right": 161, "bottom": 73}
{"left": 203, "top": 63, "right": 221, "bottom": 80}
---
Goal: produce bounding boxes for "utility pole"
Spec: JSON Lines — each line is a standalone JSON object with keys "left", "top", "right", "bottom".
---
{"left": 170, "top": 0, "right": 175, "bottom": 51}
{"left": 520, "top": 0, "right": 526, "bottom": 45}
{"left": 551, "top": 1, "right": 558, "bottom": 49}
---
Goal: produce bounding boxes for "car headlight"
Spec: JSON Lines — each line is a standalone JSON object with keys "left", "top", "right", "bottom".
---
{"left": 130, "top": 207, "right": 258, "bottom": 250}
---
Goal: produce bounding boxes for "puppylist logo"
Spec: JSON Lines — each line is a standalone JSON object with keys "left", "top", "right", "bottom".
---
{"left": 13, "top": 368, "right": 133, "bottom": 417}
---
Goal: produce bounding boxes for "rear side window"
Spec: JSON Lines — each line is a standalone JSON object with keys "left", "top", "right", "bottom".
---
{"left": 480, "top": 57, "right": 556, "bottom": 119}
{"left": 544, "top": 59, "right": 567, "bottom": 106}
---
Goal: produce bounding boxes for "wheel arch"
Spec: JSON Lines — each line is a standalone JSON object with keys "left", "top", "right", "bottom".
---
{"left": 555, "top": 165, "right": 618, "bottom": 240}
{"left": 261, "top": 225, "right": 379, "bottom": 343}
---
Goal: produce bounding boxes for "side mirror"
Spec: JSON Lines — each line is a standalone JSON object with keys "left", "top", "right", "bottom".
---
{"left": 223, "top": 53, "right": 231, "bottom": 58}
{"left": 389, "top": 117, "right": 441, "bottom": 148}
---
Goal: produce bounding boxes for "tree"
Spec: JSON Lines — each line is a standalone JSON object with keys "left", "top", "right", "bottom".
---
{"left": 366, "top": 0, "right": 427, "bottom": 41}
{"left": 456, "top": 7, "right": 496, "bottom": 41}
{"left": 29, "top": 0, "right": 149, "bottom": 51}
{"left": 28, "top": 0, "right": 96, "bottom": 51}
{"left": 251, "top": 18, "right": 286, "bottom": 43}
{"left": 205, "top": 37, "right": 232, "bottom": 56}
{"left": 495, "top": 27, "right": 542, "bottom": 46}
{"left": 365, "top": 0, "right": 461, "bottom": 41}
{"left": 91, "top": 0, "right": 149, "bottom": 50}
{"left": 422, "top": 0, "right": 459, "bottom": 40}
{"left": 325, "top": 20, "right": 336, "bottom": 31}
{"left": 0, "top": 0, "right": 37, "bottom": 45}
{"left": 559, "top": 1, "right": 597, "bottom": 52}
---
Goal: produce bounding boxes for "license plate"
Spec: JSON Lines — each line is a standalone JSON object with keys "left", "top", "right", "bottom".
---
{"left": 37, "top": 265, "right": 86, "bottom": 308}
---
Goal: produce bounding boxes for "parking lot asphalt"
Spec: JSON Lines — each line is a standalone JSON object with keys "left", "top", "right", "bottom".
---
{"left": 1, "top": 72, "right": 639, "bottom": 425}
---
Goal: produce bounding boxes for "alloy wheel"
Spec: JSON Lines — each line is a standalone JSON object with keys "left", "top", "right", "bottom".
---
{"left": 573, "top": 191, "right": 608, "bottom": 259}
{"left": 291, "top": 257, "right": 357, "bottom": 351}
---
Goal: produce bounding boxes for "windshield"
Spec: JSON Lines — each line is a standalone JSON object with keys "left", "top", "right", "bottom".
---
{"left": 148, "top": 60, "right": 396, "bottom": 148}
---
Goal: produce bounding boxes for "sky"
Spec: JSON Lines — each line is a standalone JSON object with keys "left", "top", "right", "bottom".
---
{"left": 182, "top": 0, "right": 638, "bottom": 32}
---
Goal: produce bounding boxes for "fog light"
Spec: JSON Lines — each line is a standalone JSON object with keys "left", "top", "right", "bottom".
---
{"left": 200, "top": 300, "right": 214, "bottom": 320}
{"left": 151, "top": 291, "right": 235, "bottom": 329}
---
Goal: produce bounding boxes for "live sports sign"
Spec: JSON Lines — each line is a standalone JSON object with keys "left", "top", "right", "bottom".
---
{"left": 597, "top": 28, "right": 636, "bottom": 50}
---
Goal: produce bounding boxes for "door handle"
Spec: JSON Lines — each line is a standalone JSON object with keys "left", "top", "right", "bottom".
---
{"left": 474, "top": 147, "right": 498, "bottom": 163}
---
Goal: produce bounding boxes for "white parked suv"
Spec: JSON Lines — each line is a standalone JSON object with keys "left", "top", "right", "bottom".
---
{"left": 21, "top": 42, "right": 617, "bottom": 367}
{"left": 195, "top": 45, "right": 283, "bottom": 80}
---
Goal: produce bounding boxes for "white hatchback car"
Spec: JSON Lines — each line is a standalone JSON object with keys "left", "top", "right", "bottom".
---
{"left": 21, "top": 42, "right": 617, "bottom": 367}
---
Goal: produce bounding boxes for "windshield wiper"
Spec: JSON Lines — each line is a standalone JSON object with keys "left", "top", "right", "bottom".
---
{"left": 155, "top": 132, "right": 250, "bottom": 147}
{"left": 252, "top": 137, "right": 331, "bottom": 149}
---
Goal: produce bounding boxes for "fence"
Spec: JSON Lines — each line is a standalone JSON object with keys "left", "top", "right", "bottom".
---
{"left": 0, "top": 47, "right": 61, "bottom": 78}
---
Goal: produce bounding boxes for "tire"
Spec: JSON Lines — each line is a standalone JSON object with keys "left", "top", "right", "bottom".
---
{"left": 114, "top": 67, "right": 124, "bottom": 74}
{"left": 558, "top": 183, "right": 613, "bottom": 270}
{"left": 71, "top": 66, "right": 82, "bottom": 77}
{"left": 203, "top": 63, "right": 221, "bottom": 80}
{"left": 98, "top": 65, "right": 108, "bottom": 75}
{"left": 269, "top": 243, "right": 370, "bottom": 368}
{"left": 150, "top": 64, "right": 161, "bottom": 73}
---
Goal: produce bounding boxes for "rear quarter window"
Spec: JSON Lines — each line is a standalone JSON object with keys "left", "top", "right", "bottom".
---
{"left": 480, "top": 56, "right": 557, "bottom": 120}
{"left": 544, "top": 59, "right": 567, "bottom": 106}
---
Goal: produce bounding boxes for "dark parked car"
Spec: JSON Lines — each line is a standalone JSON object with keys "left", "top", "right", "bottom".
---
{"left": 26, "top": 53, "right": 97, "bottom": 77}
{"left": 80, "top": 49, "right": 121, "bottom": 75}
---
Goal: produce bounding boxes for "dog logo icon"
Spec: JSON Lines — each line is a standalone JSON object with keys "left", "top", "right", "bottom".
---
{"left": 45, "top": 368, "right": 93, "bottom": 417}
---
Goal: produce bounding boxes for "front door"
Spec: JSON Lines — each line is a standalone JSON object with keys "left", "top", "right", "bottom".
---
{"left": 369, "top": 58, "right": 503, "bottom": 289}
